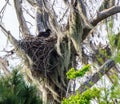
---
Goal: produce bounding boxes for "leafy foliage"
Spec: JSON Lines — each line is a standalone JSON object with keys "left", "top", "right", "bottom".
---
{"left": 62, "top": 75, "right": 120, "bottom": 104}
{"left": 63, "top": 57, "right": 120, "bottom": 104}
{"left": 66, "top": 64, "right": 90, "bottom": 79}
{"left": 0, "top": 69, "right": 42, "bottom": 104}
{"left": 62, "top": 88, "right": 100, "bottom": 104}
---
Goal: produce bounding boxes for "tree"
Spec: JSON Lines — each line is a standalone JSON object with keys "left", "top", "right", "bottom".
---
{"left": 0, "top": 0, "right": 120, "bottom": 103}
{"left": 0, "top": 68, "right": 42, "bottom": 104}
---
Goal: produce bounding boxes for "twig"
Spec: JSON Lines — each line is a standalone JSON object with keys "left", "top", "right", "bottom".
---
{"left": 58, "top": 7, "right": 69, "bottom": 23}
{"left": 0, "top": 0, "right": 10, "bottom": 22}
{"left": 22, "top": 7, "right": 35, "bottom": 19}
{"left": 0, "top": 24, "right": 9, "bottom": 36}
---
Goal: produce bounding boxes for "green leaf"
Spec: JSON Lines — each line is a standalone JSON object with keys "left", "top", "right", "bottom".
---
{"left": 66, "top": 64, "right": 90, "bottom": 79}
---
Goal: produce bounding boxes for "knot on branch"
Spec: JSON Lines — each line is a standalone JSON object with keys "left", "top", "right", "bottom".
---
{"left": 18, "top": 35, "right": 57, "bottom": 72}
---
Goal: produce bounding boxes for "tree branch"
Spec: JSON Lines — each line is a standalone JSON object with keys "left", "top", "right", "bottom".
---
{"left": 77, "top": 0, "right": 93, "bottom": 29}
{"left": 82, "top": 6, "right": 120, "bottom": 40}
{"left": 14, "top": 0, "right": 30, "bottom": 37}
{"left": 0, "top": 24, "right": 18, "bottom": 46}
{"left": 91, "top": 6, "right": 120, "bottom": 26}
{"left": 78, "top": 59, "right": 115, "bottom": 93}
{"left": 44, "top": 0, "right": 60, "bottom": 32}
{"left": 0, "top": 0, "right": 10, "bottom": 15}
{"left": 35, "top": 0, "right": 51, "bottom": 32}
{"left": 0, "top": 24, "right": 32, "bottom": 67}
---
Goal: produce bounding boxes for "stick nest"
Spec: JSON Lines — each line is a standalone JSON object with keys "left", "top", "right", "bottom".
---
{"left": 18, "top": 35, "right": 57, "bottom": 72}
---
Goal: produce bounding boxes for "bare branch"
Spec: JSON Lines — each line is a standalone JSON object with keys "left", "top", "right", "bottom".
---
{"left": 0, "top": 0, "right": 10, "bottom": 14}
{"left": 82, "top": 6, "right": 120, "bottom": 40}
{"left": 0, "top": 24, "right": 18, "bottom": 46}
{"left": 1, "top": 48, "right": 15, "bottom": 58}
{"left": 22, "top": 7, "right": 35, "bottom": 19}
{"left": 0, "top": 24, "right": 32, "bottom": 67}
{"left": 35, "top": 0, "right": 51, "bottom": 32}
{"left": 14, "top": 0, "right": 31, "bottom": 37}
{"left": 0, "top": 0, "right": 10, "bottom": 22}
{"left": 91, "top": 6, "right": 120, "bottom": 26}
{"left": 78, "top": 59, "right": 115, "bottom": 93}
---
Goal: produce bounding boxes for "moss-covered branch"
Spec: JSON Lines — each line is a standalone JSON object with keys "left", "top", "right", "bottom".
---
{"left": 14, "top": 0, "right": 30, "bottom": 37}
{"left": 78, "top": 59, "right": 115, "bottom": 93}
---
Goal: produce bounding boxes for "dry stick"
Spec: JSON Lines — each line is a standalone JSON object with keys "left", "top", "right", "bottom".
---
{"left": 77, "top": 59, "right": 115, "bottom": 94}
{"left": 0, "top": 0, "right": 10, "bottom": 21}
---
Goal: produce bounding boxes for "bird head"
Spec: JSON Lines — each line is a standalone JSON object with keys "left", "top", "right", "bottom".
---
{"left": 46, "top": 29, "right": 51, "bottom": 33}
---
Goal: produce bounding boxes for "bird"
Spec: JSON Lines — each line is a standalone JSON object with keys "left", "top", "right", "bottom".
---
{"left": 37, "top": 29, "right": 51, "bottom": 38}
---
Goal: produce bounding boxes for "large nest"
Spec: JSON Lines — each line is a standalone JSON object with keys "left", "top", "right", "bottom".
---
{"left": 18, "top": 35, "right": 57, "bottom": 73}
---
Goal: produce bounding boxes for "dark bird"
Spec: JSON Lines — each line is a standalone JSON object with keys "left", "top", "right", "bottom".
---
{"left": 37, "top": 29, "right": 51, "bottom": 37}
